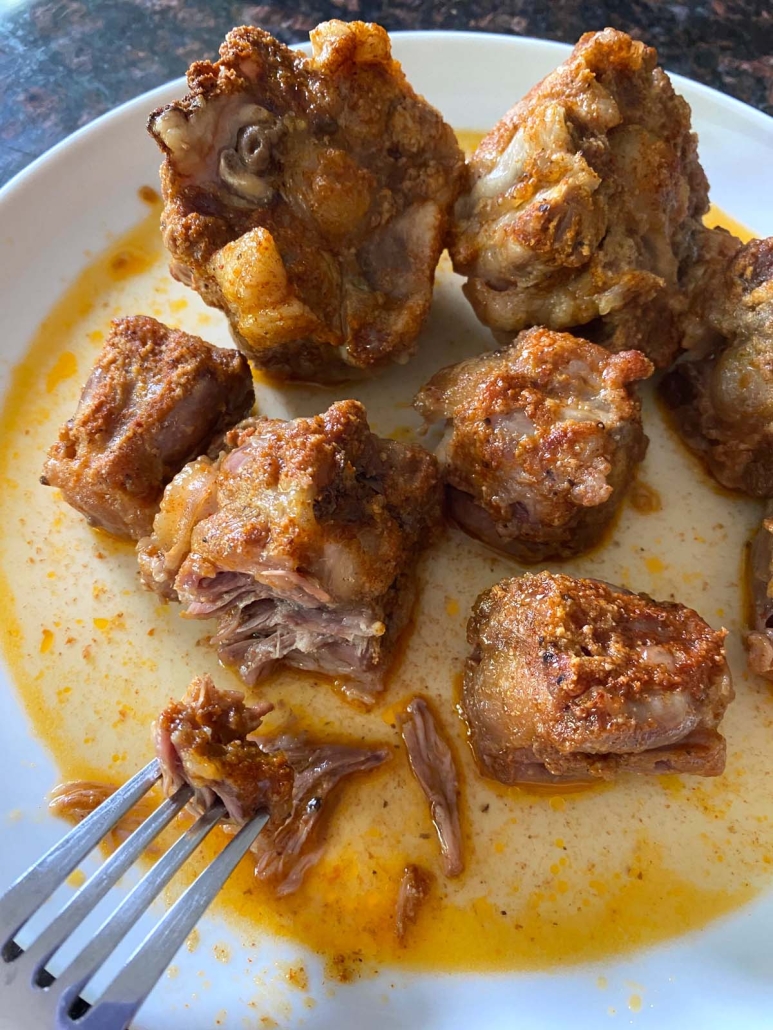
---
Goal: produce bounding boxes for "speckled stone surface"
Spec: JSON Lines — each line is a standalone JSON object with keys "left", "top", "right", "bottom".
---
{"left": 0, "top": 0, "right": 771, "bottom": 185}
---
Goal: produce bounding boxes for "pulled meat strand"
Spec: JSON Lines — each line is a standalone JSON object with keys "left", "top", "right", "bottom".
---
{"left": 252, "top": 736, "right": 392, "bottom": 896}
{"left": 153, "top": 675, "right": 292, "bottom": 824}
{"left": 49, "top": 782, "right": 159, "bottom": 851}
{"left": 395, "top": 863, "right": 434, "bottom": 943}
{"left": 399, "top": 697, "right": 464, "bottom": 877}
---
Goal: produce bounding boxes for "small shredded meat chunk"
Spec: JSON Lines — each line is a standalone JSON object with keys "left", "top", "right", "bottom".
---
{"left": 399, "top": 697, "right": 463, "bottom": 877}
{"left": 49, "top": 781, "right": 157, "bottom": 850}
{"left": 153, "top": 675, "right": 293, "bottom": 823}
{"left": 464, "top": 572, "right": 733, "bottom": 784}
{"left": 251, "top": 735, "right": 391, "bottom": 895}
{"left": 747, "top": 504, "right": 773, "bottom": 679}
{"left": 395, "top": 863, "right": 433, "bottom": 943}
{"left": 660, "top": 237, "right": 773, "bottom": 496}
{"left": 449, "top": 28, "right": 717, "bottom": 368}
{"left": 138, "top": 400, "right": 441, "bottom": 702}
{"left": 154, "top": 678, "right": 390, "bottom": 895}
{"left": 148, "top": 21, "right": 464, "bottom": 382}
{"left": 41, "top": 316, "right": 254, "bottom": 539}
{"left": 415, "top": 327, "right": 652, "bottom": 560}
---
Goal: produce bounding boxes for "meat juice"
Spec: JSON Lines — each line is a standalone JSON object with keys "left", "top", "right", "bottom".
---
{"left": 0, "top": 145, "right": 771, "bottom": 977}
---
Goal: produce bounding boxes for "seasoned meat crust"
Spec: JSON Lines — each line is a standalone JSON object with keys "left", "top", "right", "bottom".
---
{"left": 449, "top": 28, "right": 714, "bottom": 368}
{"left": 464, "top": 572, "right": 733, "bottom": 784}
{"left": 661, "top": 238, "right": 773, "bottom": 496}
{"left": 41, "top": 315, "right": 254, "bottom": 539}
{"left": 415, "top": 327, "right": 652, "bottom": 561}
{"left": 747, "top": 503, "right": 773, "bottom": 679}
{"left": 153, "top": 674, "right": 293, "bottom": 823}
{"left": 148, "top": 21, "right": 465, "bottom": 382}
{"left": 138, "top": 400, "right": 442, "bottom": 701}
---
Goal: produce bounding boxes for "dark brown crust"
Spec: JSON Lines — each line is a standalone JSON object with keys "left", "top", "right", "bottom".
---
{"left": 41, "top": 315, "right": 254, "bottom": 539}
{"left": 746, "top": 504, "right": 773, "bottom": 679}
{"left": 148, "top": 21, "right": 465, "bottom": 382}
{"left": 415, "top": 327, "right": 652, "bottom": 561}
{"left": 463, "top": 572, "right": 733, "bottom": 784}
{"left": 660, "top": 237, "right": 773, "bottom": 496}
{"left": 449, "top": 28, "right": 711, "bottom": 368}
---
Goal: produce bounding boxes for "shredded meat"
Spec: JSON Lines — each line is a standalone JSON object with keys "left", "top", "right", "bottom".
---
{"left": 148, "top": 21, "right": 464, "bottom": 382}
{"left": 395, "top": 863, "right": 433, "bottom": 943}
{"left": 660, "top": 237, "right": 773, "bottom": 496}
{"left": 41, "top": 315, "right": 254, "bottom": 539}
{"left": 415, "top": 327, "right": 652, "bottom": 560}
{"left": 49, "top": 782, "right": 158, "bottom": 851}
{"left": 399, "top": 697, "right": 463, "bottom": 877}
{"left": 251, "top": 735, "right": 391, "bottom": 895}
{"left": 449, "top": 28, "right": 716, "bottom": 368}
{"left": 138, "top": 400, "right": 441, "bottom": 702}
{"left": 747, "top": 503, "right": 773, "bottom": 679}
{"left": 153, "top": 675, "right": 293, "bottom": 823}
{"left": 464, "top": 572, "right": 734, "bottom": 784}
{"left": 154, "top": 678, "right": 390, "bottom": 894}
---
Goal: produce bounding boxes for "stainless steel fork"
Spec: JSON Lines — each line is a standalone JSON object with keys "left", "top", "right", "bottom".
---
{"left": 0, "top": 759, "right": 268, "bottom": 1030}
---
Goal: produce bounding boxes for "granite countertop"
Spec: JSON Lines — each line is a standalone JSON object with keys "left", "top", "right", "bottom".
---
{"left": 0, "top": 0, "right": 771, "bottom": 185}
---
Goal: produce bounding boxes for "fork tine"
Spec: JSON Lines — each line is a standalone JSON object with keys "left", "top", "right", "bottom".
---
{"left": 15, "top": 783, "right": 193, "bottom": 984}
{"left": 54, "top": 800, "right": 225, "bottom": 1014}
{"left": 0, "top": 760, "right": 161, "bottom": 956}
{"left": 71, "top": 809, "right": 269, "bottom": 1030}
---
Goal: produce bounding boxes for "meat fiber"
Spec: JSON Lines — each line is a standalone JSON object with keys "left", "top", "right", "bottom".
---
{"left": 251, "top": 735, "right": 391, "bottom": 895}
{"left": 395, "top": 863, "right": 433, "bottom": 943}
{"left": 399, "top": 697, "right": 463, "bottom": 877}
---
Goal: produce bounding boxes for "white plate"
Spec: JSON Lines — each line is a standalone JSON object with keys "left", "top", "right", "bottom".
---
{"left": 1, "top": 31, "right": 773, "bottom": 1030}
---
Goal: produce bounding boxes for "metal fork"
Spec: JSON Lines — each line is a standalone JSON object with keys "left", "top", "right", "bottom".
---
{"left": 0, "top": 759, "right": 268, "bottom": 1030}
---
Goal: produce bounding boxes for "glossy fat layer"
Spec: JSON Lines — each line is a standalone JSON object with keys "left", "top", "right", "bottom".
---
{"left": 0, "top": 153, "right": 771, "bottom": 976}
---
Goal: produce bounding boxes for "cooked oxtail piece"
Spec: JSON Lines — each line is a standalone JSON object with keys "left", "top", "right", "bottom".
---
{"left": 414, "top": 327, "right": 652, "bottom": 561}
{"left": 449, "top": 28, "right": 726, "bottom": 368}
{"left": 747, "top": 504, "right": 773, "bottom": 679}
{"left": 399, "top": 697, "right": 463, "bottom": 877}
{"left": 41, "top": 315, "right": 254, "bottom": 539}
{"left": 138, "top": 400, "right": 442, "bottom": 703}
{"left": 660, "top": 237, "right": 773, "bottom": 496}
{"left": 148, "top": 21, "right": 465, "bottom": 383}
{"left": 463, "top": 571, "right": 733, "bottom": 784}
{"left": 153, "top": 677, "right": 391, "bottom": 895}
